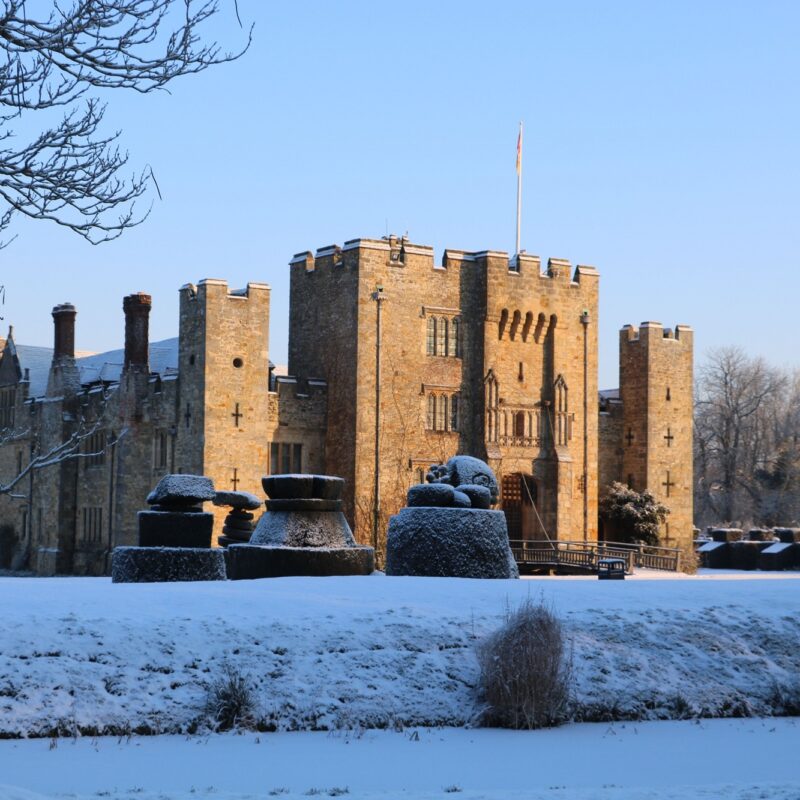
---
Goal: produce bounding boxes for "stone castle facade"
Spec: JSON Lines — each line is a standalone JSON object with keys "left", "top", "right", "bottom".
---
{"left": 0, "top": 236, "right": 692, "bottom": 574}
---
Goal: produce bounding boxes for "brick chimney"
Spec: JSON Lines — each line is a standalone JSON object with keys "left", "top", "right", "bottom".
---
{"left": 51, "top": 303, "right": 77, "bottom": 361}
{"left": 123, "top": 293, "right": 152, "bottom": 371}
{"left": 47, "top": 303, "right": 80, "bottom": 395}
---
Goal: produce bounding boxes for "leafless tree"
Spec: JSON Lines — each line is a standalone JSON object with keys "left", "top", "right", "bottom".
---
{"left": 0, "top": 0, "right": 250, "bottom": 246}
{"left": 0, "top": 386, "right": 124, "bottom": 499}
{"left": 694, "top": 346, "right": 798, "bottom": 527}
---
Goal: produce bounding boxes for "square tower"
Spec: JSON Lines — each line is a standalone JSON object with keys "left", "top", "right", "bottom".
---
{"left": 176, "top": 279, "right": 272, "bottom": 539}
{"left": 289, "top": 236, "right": 601, "bottom": 553}
{"left": 619, "top": 322, "right": 694, "bottom": 549}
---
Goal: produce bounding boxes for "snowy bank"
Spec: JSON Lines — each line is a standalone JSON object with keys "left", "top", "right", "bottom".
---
{"left": 0, "top": 573, "right": 799, "bottom": 736}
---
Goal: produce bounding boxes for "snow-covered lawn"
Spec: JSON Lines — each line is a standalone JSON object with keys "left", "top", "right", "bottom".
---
{"left": 1, "top": 719, "right": 800, "bottom": 799}
{"left": 0, "top": 572, "right": 799, "bottom": 736}
{"left": 0, "top": 571, "right": 799, "bottom": 799}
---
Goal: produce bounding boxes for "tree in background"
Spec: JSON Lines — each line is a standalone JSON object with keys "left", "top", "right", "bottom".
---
{"left": 599, "top": 482, "right": 669, "bottom": 546}
{"left": 694, "top": 346, "right": 799, "bottom": 527}
{"left": 0, "top": 0, "right": 250, "bottom": 246}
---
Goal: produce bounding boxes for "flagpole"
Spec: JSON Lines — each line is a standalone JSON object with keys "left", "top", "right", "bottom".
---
{"left": 515, "top": 121, "right": 523, "bottom": 256}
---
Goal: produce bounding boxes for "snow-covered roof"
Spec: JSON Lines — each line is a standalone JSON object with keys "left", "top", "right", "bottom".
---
{"left": 16, "top": 338, "right": 179, "bottom": 399}
{"left": 14, "top": 345, "right": 56, "bottom": 398}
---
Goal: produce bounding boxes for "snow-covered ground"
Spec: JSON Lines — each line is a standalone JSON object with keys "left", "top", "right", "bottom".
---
{"left": 0, "top": 572, "right": 799, "bottom": 736}
{"left": 0, "top": 572, "right": 799, "bottom": 799}
{"left": 1, "top": 719, "right": 799, "bottom": 799}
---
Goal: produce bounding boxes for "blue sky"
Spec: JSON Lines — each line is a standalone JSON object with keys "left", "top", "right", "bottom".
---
{"left": 3, "top": 0, "right": 798, "bottom": 387}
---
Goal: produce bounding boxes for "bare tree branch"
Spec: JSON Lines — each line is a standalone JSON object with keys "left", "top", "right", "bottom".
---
{"left": 694, "top": 347, "right": 799, "bottom": 527}
{"left": 0, "top": 0, "right": 251, "bottom": 244}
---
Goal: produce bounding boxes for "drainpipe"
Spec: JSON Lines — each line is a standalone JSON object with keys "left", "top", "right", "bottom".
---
{"left": 580, "top": 310, "right": 590, "bottom": 543}
{"left": 371, "top": 285, "right": 385, "bottom": 558}
{"left": 105, "top": 431, "right": 117, "bottom": 574}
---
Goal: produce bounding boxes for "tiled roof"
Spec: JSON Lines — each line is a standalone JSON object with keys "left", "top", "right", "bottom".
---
{"left": 16, "top": 338, "right": 179, "bottom": 399}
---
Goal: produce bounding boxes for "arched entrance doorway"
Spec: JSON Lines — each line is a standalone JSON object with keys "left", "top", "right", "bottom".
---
{"left": 501, "top": 473, "right": 538, "bottom": 540}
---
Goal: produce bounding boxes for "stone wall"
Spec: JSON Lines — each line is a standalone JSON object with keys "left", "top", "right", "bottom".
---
{"left": 476, "top": 252, "right": 599, "bottom": 541}
{"left": 619, "top": 322, "right": 694, "bottom": 550}
{"left": 0, "top": 373, "right": 31, "bottom": 570}
{"left": 267, "top": 379, "right": 327, "bottom": 476}
{"left": 598, "top": 403, "right": 623, "bottom": 495}
{"left": 289, "top": 247, "right": 360, "bottom": 523}
{"left": 178, "top": 280, "right": 273, "bottom": 542}
{"left": 289, "top": 236, "right": 600, "bottom": 556}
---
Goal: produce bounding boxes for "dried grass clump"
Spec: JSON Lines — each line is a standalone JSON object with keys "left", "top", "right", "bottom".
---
{"left": 477, "top": 598, "right": 571, "bottom": 729}
{"left": 204, "top": 662, "right": 257, "bottom": 731}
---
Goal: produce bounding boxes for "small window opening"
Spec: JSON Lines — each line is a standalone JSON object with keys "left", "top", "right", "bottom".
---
{"left": 666, "top": 386, "right": 671, "bottom": 401}
{"left": 233, "top": 357, "right": 244, "bottom": 369}
{"left": 189, "top": 354, "right": 196, "bottom": 366}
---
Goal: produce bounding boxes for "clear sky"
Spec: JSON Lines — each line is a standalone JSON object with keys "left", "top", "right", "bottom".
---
{"left": 3, "top": 0, "right": 798, "bottom": 388}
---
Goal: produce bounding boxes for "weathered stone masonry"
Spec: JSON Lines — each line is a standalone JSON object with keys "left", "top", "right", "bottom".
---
{"left": 288, "top": 236, "right": 692, "bottom": 557}
{"left": 0, "top": 237, "right": 693, "bottom": 574}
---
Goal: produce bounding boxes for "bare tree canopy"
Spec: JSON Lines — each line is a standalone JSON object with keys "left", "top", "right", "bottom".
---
{"left": 695, "top": 346, "right": 800, "bottom": 527}
{"left": 0, "top": 0, "right": 250, "bottom": 245}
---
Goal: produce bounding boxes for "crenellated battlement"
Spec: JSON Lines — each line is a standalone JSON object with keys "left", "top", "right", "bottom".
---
{"left": 179, "top": 279, "right": 270, "bottom": 303}
{"left": 290, "top": 236, "right": 437, "bottom": 274}
{"left": 272, "top": 374, "right": 328, "bottom": 399}
{"left": 289, "top": 236, "right": 599, "bottom": 290}
{"left": 622, "top": 322, "right": 693, "bottom": 348}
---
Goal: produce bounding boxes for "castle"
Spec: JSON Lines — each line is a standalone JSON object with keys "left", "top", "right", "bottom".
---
{"left": 0, "top": 236, "right": 693, "bottom": 575}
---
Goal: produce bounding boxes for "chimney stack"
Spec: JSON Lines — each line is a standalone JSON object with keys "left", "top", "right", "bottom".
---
{"left": 123, "top": 293, "right": 152, "bottom": 371}
{"left": 51, "top": 303, "right": 77, "bottom": 361}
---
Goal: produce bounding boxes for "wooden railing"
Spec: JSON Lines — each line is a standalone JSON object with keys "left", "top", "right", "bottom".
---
{"left": 508, "top": 540, "right": 681, "bottom": 573}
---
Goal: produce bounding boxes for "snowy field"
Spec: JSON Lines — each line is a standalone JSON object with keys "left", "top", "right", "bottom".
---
{"left": 1, "top": 572, "right": 799, "bottom": 737}
{"left": 0, "top": 572, "right": 799, "bottom": 798}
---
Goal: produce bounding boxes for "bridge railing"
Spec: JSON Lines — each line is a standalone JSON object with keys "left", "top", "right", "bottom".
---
{"left": 507, "top": 539, "right": 681, "bottom": 573}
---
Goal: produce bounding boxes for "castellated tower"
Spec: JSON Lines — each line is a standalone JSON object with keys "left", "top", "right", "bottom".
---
{"left": 176, "top": 279, "right": 272, "bottom": 540}
{"left": 289, "top": 236, "right": 599, "bottom": 553}
{"left": 619, "top": 322, "right": 693, "bottom": 550}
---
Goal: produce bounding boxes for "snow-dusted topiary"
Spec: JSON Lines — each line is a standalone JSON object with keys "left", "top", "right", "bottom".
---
{"left": 111, "top": 546, "right": 226, "bottom": 583}
{"left": 146, "top": 474, "right": 215, "bottom": 506}
{"left": 427, "top": 456, "right": 499, "bottom": 505}
{"left": 385, "top": 508, "right": 519, "bottom": 579}
{"left": 212, "top": 490, "right": 262, "bottom": 510}
{"left": 599, "top": 482, "right": 669, "bottom": 545}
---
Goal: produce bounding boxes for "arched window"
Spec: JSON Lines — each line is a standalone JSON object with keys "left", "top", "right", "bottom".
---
{"left": 555, "top": 375, "right": 568, "bottom": 413}
{"left": 426, "top": 394, "right": 436, "bottom": 430}
{"left": 448, "top": 318, "right": 460, "bottom": 357}
{"left": 426, "top": 317, "right": 436, "bottom": 355}
{"left": 436, "top": 394, "right": 448, "bottom": 431}
{"left": 450, "top": 394, "right": 459, "bottom": 431}
{"left": 437, "top": 317, "right": 447, "bottom": 355}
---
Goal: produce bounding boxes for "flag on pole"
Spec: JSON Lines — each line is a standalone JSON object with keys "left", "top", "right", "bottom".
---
{"left": 515, "top": 121, "right": 523, "bottom": 256}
